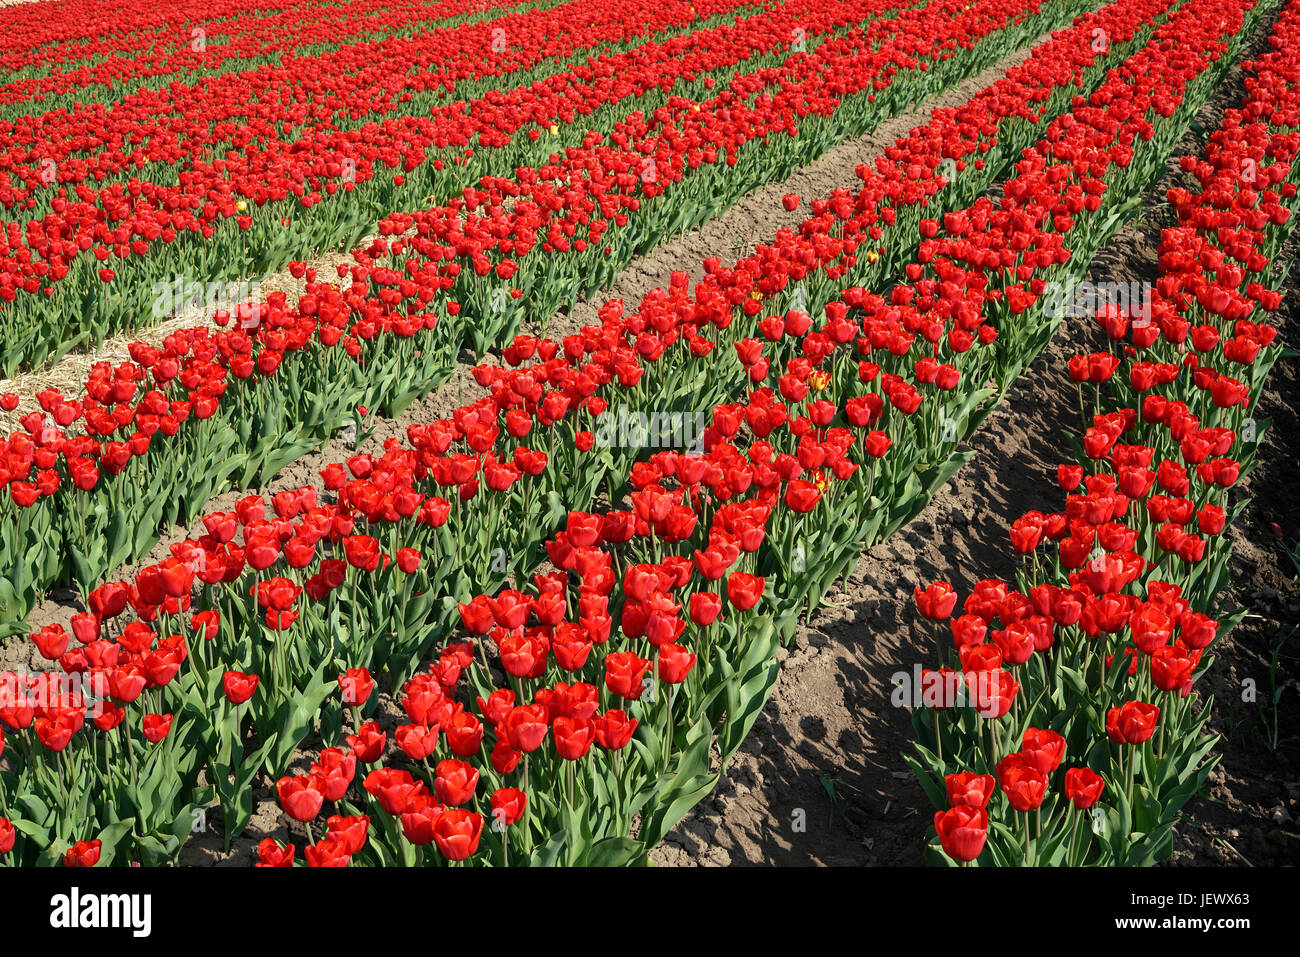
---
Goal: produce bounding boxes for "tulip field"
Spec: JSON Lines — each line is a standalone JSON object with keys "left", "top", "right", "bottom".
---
{"left": 0, "top": 0, "right": 1295, "bottom": 878}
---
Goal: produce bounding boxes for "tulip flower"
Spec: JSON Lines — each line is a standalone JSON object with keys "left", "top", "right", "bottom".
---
{"left": 347, "top": 721, "right": 387, "bottom": 765}
{"left": 432, "top": 808, "right": 484, "bottom": 862}
{"left": 63, "top": 840, "right": 102, "bottom": 868}
{"left": 1106, "top": 701, "right": 1159, "bottom": 745}
{"left": 434, "top": 759, "right": 480, "bottom": 806}
{"left": 1019, "top": 728, "right": 1066, "bottom": 776}
{"left": 996, "top": 754, "right": 1048, "bottom": 813}
{"left": 933, "top": 806, "right": 988, "bottom": 864}
{"left": 945, "top": 772, "right": 996, "bottom": 809}
{"left": 400, "top": 793, "right": 444, "bottom": 847}
{"left": 141, "top": 713, "right": 173, "bottom": 744}
{"left": 304, "top": 839, "right": 351, "bottom": 867}
{"left": 726, "top": 572, "right": 765, "bottom": 611}
{"left": 222, "top": 671, "right": 260, "bottom": 705}
{"left": 363, "top": 768, "right": 421, "bottom": 817}
{"left": 277, "top": 775, "right": 325, "bottom": 823}
{"left": 338, "top": 667, "right": 376, "bottom": 707}
{"left": 1063, "top": 768, "right": 1106, "bottom": 811}
{"left": 256, "top": 839, "right": 295, "bottom": 868}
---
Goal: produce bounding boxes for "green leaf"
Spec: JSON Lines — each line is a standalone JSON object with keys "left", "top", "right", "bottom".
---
{"left": 530, "top": 829, "right": 569, "bottom": 868}
{"left": 586, "top": 836, "right": 647, "bottom": 867}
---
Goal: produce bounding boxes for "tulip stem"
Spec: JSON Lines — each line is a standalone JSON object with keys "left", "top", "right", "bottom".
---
{"left": 663, "top": 683, "right": 675, "bottom": 774}
{"left": 194, "top": 626, "right": 208, "bottom": 680}
{"left": 1067, "top": 810, "right": 1080, "bottom": 867}
{"left": 520, "top": 757, "right": 533, "bottom": 859}
{"left": 1097, "top": 636, "right": 1107, "bottom": 708}
{"left": 350, "top": 569, "right": 361, "bottom": 648}
{"left": 612, "top": 749, "right": 624, "bottom": 830}
{"left": 280, "top": 628, "right": 291, "bottom": 700}
{"left": 398, "top": 573, "right": 411, "bottom": 659}
{"left": 454, "top": 498, "right": 464, "bottom": 569}
{"left": 1156, "top": 699, "right": 1167, "bottom": 761}
{"left": 56, "top": 749, "right": 70, "bottom": 809}
{"left": 121, "top": 722, "right": 140, "bottom": 800}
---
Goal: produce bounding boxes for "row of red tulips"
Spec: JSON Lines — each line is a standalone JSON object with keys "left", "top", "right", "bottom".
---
{"left": 916, "top": 0, "right": 1293, "bottom": 865}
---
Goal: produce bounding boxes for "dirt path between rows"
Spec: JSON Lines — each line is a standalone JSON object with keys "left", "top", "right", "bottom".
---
{"left": 647, "top": 10, "right": 1300, "bottom": 867}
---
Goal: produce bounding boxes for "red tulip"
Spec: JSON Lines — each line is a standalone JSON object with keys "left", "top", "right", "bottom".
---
{"left": 933, "top": 806, "right": 987, "bottom": 862}
{"left": 400, "top": 793, "right": 444, "bottom": 846}
{"left": 1151, "top": 645, "right": 1197, "bottom": 694}
{"left": 311, "top": 749, "right": 356, "bottom": 802}
{"left": 363, "top": 768, "right": 421, "bottom": 816}
{"left": 142, "top": 713, "right": 173, "bottom": 743}
{"left": 490, "top": 787, "right": 527, "bottom": 827}
{"left": 445, "top": 711, "right": 484, "bottom": 757}
{"left": 914, "top": 581, "right": 958, "bottom": 620}
{"left": 689, "top": 591, "right": 722, "bottom": 626}
{"left": 995, "top": 754, "right": 1048, "bottom": 812}
{"left": 502, "top": 704, "right": 550, "bottom": 753}
{"left": 256, "top": 838, "right": 295, "bottom": 867}
{"left": 593, "top": 709, "right": 638, "bottom": 750}
{"left": 1063, "top": 767, "right": 1106, "bottom": 810}
{"left": 395, "top": 723, "right": 439, "bottom": 762}
{"left": 432, "top": 808, "right": 483, "bottom": 861}
{"left": 553, "top": 716, "right": 596, "bottom": 760}
{"left": 1106, "top": 701, "right": 1159, "bottom": 744}
{"left": 657, "top": 643, "right": 697, "bottom": 684}
{"left": 304, "top": 839, "right": 351, "bottom": 867}
{"left": 338, "top": 667, "right": 375, "bottom": 706}
{"left": 347, "top": 721, "right": 387, "bottom": 764}
{"left": 604, "top": 651, "right": 652, "bottom": 699}
{"left": 325, "top": 815, "right": 370, "bottom": 856}
{"left": 63, "top": 840, "right": 102, "bottom": 868}
{"left": 944, "top": 772, "right": 996, "bottom": 808}
{"left": 1019, "top": 727, "right": 1066, "bottom": 776}
{"left": 726, "top": 572, "right": 765, "bottom": 611}
{"left": 222, "top": 671, "right": 260, "bottom": 705}
{"left": 277, "top": 774, "right": 325, "bottom": 822}
{"left": 434, "top": 759, "right": 479, "bottom": 806}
